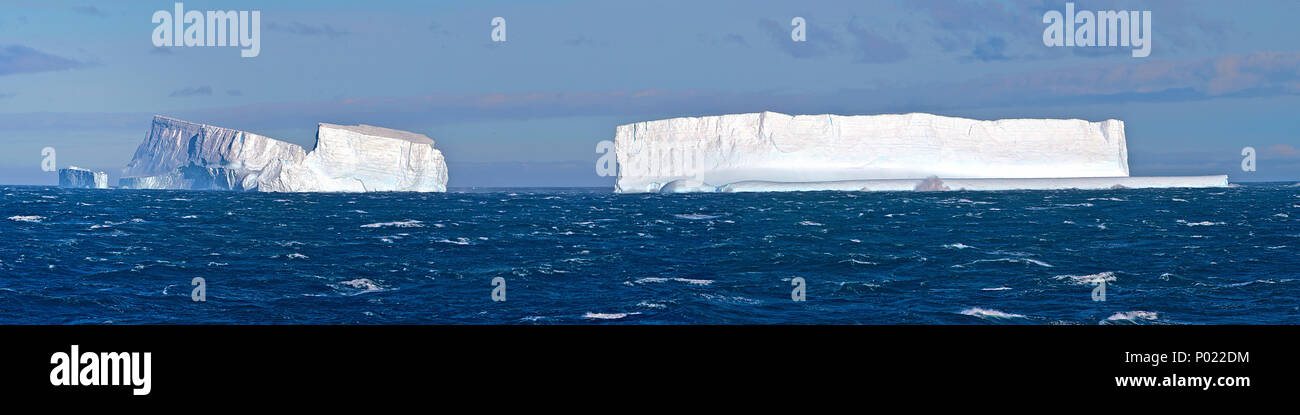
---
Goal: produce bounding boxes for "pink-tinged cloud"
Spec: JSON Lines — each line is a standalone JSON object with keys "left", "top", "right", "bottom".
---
{"left": 1269, "top": 144, "right": 1299, "bottom": 156}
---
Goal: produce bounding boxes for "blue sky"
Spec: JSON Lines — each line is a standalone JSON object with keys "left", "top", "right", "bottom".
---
{"left": 2, "top": 0, "right": 1298, "bottom": 186}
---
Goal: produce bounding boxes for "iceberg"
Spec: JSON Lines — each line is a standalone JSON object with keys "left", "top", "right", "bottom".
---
{"left": 58, "top": 166, "right": 109, "bottom": 189}
{"left": 613, "top": 112, "right": 1227, "bottom": 193}
{"left": 118, "top": 116, "right": 447, "bottom": 192}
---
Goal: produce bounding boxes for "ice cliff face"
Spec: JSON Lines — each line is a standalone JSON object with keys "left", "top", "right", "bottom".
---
{"left": 58, "top": 166, "right": 108, "bottom": 189}
{"left": 257, "top": 123, "right": 447, "bottom": 192}
{"left": 614, "top": 112, "right": 1132, "bottom": 193}
{"left": 119, "top": 116, "right": 447, "bottom": 192}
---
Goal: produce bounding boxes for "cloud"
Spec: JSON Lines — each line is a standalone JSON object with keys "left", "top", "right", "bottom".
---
{"left": 970, "top": 37, "right": 1010, "bottom": 61}
{"left": 167, "top": 50, "right": 1300, "bottom": 129}
{"left": 227, "top": 89, "right": 243, "bottom": 97}
{"left": 7, "top": 51, "right": 1296, "bottom": 134}
{"left": 0, "top": 92, "right": 14, "bottom": 99}
{"left": 844, "top": 18, "right": 908, "bottom": 63}
{"left": 905, "top": 0, "right": 1232, "bottom": 61}
{"left": 266, "top": 22, "right": 351, "bottom": 38}
{"left": 71, "top": 6, "right": 109, "bottom": 18}
{"left": 169, "top": 86, "right": 213, "bottom": 98}
{"left": 0, "top": 45, "right": 87, "bottom": 76}
{"left": 759, "top": 17, "right": 907, "bottom": 64}
{"left": 1269, "top": 144, "right": 1300, "bottom": 156}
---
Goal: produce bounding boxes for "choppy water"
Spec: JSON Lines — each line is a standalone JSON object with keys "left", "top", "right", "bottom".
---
{"left": 2, "top": 184, "right": 1297, "bottom": 324}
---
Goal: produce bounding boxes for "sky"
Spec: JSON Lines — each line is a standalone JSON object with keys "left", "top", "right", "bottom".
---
{"left": 1, "top": 0, "right": 1298, "bottom": 186}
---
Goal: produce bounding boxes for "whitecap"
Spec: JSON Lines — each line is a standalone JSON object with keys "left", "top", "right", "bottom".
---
{"left": 360, "top": 220, "right": 424, "bottom": 228}
{"left": 1177, "top": 219, "right": 1225, "bottom": 227}
{"left": 943, "top": 243, "right": 974, "bottom": 249}
{"left": 634, "top": 277, "right": 713, "bottom": 285}
{"left": 583, "top": 312, "right": 638, "bottom": 320}
{"left": 7, "top": 215, "right": 44, "bottom": 223}
{"left": 1054, "top": 271, "right": 1116, "bottom": 285}
{"left": 797, "top": 220, "right": 823, "bottom": 226}
{"left": 954, "top": 258, "right": 1053, "bottom": 268}
{"left": 1106, "top": 311, "right": 1157, "bottom": 322}
{"left": 981, "top": 286, "right": 1012, "bottom": 291}
{"left": 674, "top": 213, "right": 718, "bottom": 220}
{"left": 960, "top": 307, "right": 1025, "bottom": 319}
{"left": 339, "top": 278, "right": 385, "bottom": 294}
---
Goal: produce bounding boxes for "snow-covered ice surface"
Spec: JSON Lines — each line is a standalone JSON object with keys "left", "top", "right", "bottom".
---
{"left": 613, "top": 111, "right": 1225, "bottom": 193}
{"left": 118, "top": 116, "right": 447, "bottom": 192}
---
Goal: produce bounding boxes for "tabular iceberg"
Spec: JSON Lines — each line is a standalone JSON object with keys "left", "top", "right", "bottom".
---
{"left": 58, "top": 166, "right": 109, "bottom": 189}
{"left": 118, "top": 116, "right": 447, "bottom": 192}
{"left": 613, "top": 111, "right": 1226, "bottom": 193}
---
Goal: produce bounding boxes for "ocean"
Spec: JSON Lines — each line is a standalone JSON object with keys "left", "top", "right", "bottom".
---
{"left": 1, "top": 184, "right": 1296, "bottom": 324}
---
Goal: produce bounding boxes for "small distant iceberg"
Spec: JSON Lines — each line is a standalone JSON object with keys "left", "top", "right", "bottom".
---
{"left": 58, "top": 166, "right": 109, "bottom": 189}
{"left": 611, "top": 111, "right": 1228, "bottom": 193}
{"left": 117, "top": 115, "right": 448, "bottom": 192}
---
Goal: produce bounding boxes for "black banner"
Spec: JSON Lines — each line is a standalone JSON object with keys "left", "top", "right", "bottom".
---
{"left": 0, "top": 325, "right": 1290, "bottom": 402}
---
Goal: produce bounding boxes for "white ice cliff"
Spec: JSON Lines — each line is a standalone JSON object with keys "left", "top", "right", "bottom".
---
{"left": 118, "top": 116, "right": 447, "bottom": 192}
{"left": 58, "top": 166, "right": 108, "bottom": 189}
{"left": 613, "top": 112, "right": 1226, "bottom": 193}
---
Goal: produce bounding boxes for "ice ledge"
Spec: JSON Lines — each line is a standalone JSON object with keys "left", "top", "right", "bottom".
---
{"left": 708, "top": 176, "right": 1231, "bottom": 193}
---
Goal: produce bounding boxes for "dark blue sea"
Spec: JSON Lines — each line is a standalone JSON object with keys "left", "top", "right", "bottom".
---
{"left": 2, "top": 184, "right": 1296, "bottom": 324}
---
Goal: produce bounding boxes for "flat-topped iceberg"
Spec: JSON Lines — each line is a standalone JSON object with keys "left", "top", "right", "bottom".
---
{"left": 58, "top": 166, "right": 109, "bottom": 189}
{"left": 118, "top": 116, "right": 447, "bottom": 192}
{"left": 613, "top": 111, "right": 1226, "bottom": 193}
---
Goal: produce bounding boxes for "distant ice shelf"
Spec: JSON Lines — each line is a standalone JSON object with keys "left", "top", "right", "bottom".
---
{"left": 614, "top": 111, "right": 1226, "bottom": 193}
{"left": 118, "top": 116, "right": 447, "bottom": 192}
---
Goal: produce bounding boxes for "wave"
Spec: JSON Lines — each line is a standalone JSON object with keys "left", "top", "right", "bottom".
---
{"left": 337, "top": 278, "right": 386, "bottom": 295}
{"left": 960, "top": 307, "right": 1025, "bottom": 319}
{"left": 954, "top": 258, "right": 1053, "bottom": 268}
{"left": 1054, "top": 271, "right": 1115, "bottom": 285}
{"left": 1177, "top": 219, "right": 1225, "bottom": 227}
{"left": 633, "top": 277, "right": 713, "bottom": 285}
{"left": 674, "top": 213, "right": 718, "bottom": 220}
{"left": 583, "top": 312, "right": 639, "bottom": 320}
{"left": 360, "top": 220, "right": 424, "bottom": 228}
{"left": 7, "top": 215, "right": 44, "bottom": 223}
{"left": 1105, "top": 311, "right": 1158, "bottom": 322}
